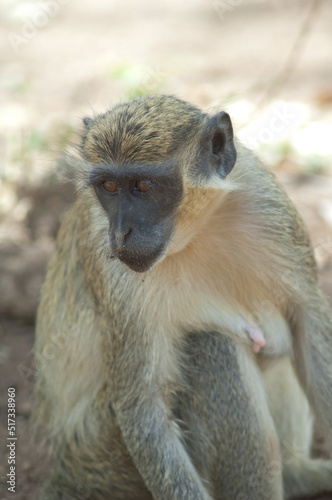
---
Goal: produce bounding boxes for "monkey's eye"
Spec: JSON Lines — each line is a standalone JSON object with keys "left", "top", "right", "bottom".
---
{"left": 134, "top": 180, "right": 153, "bottom": 192}
{"left": 103, "top": 180, "right": 118, "bottom": 193}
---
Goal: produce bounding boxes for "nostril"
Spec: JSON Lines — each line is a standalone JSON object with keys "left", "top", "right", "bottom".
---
{"left": 124, "top": 227, "right": 132, "bottom": 242}
{"left": 114, "top": 227, "right": 132, "bottom": 248}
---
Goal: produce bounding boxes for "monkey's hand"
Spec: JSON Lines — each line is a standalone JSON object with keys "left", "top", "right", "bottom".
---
{"left": 243, "top": 320, "right": 266, "bottom": 353}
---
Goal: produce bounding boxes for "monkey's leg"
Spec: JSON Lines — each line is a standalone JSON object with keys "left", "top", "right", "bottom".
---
{"left": 37, "top": 405, "right": 155, "bottom": 500}
{"left": 291, "top": 289, "right": 332, "bottom": 446}
{"left": 279, "top": 288, "right": 332, "bottom": 499}
{"left": 177, "top": 332, "right": 283, "bottom": 500}
{"left": 39, "top": 460, "right": 153, "bottom": 500}
{"left": 38, "top": 439, "right": 154, "bottom": 500}
{"left": 263, "top": 355, "right": 332, "bottom": 498}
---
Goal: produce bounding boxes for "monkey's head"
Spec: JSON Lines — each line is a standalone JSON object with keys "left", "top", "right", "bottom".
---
{"left": 79, "top": 95, "right": 236, "bottom": 272}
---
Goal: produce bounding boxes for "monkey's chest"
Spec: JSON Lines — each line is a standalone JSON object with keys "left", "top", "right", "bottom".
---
{"left": 154, "top": 286, "right": 292, "bottom": 357}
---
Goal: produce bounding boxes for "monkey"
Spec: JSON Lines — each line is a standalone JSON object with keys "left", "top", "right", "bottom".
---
{"left": 33, "top": 94, "right": 332, "bottom": 500}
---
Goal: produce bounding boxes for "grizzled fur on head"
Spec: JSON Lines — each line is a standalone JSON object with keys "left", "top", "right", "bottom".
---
{"left": 81, "top": 95, "right": 208, "bottom": 164}
{"left": 59, "top": 94, "right": 237, "bottom": 192}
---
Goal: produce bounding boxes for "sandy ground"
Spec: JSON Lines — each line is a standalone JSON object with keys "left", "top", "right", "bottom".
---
{"left": 0, "top": 0, "right": 332, "bottom": 498}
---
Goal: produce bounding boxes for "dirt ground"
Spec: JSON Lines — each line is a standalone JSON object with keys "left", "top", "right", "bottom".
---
{"left": 0, "top": 0, "right": 332, "bottom": 498}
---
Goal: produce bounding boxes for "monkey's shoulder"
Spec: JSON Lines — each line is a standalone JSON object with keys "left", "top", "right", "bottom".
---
{"left": 232, "top": 153, "right": 314, "bottom": 254}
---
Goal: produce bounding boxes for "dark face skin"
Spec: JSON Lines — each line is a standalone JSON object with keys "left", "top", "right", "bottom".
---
{"left": 91, "top": 162, "right": 183, "bottom": 272}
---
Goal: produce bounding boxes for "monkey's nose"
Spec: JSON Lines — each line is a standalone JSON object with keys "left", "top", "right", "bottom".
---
{"left": 114, "top": 228, "right": 132, "bottom": 249}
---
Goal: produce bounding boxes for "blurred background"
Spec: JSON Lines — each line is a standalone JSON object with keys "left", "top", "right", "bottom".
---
{"left": 0, "top": 0, "right": 331, "bottom": 498}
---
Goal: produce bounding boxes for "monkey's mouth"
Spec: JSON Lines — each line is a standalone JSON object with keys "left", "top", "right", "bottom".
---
{"left": 119, "top": 256, "right": 154, "bottom": 273}
{"left": 116, "top": 246, "right": 164, "bottom": 273}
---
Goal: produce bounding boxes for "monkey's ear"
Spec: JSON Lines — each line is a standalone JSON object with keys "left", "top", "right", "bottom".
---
{"left": 206, "top": 111, "right": 237, "bottom": 179}
{"left": 83, "top": 117, "right": 94, "bottom": 128}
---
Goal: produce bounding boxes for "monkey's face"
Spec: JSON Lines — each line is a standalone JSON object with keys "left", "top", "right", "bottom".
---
{"left": 83, "top": 96, "right": 237, "bottom": 272}
{"left": 91, "top": 163, "right": 183, "bottom": 272}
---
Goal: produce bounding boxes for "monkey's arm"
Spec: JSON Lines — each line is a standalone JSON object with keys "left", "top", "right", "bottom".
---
{"left": 115, "top": 398, "right": 211, "bottom": 500}
{"left": 105, "top": 333, "right": 212, "bottom": 500}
